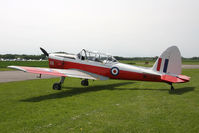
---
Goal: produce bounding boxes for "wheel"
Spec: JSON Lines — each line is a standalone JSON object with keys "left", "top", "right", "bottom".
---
{"left": 53, "top": 83, "right": 62, "bottom": 90}
{"left": 171, "top": 85, "right": 174, "bottom": 91}
{"left": 81, "top": 79, "right": 89, "bottom": 86}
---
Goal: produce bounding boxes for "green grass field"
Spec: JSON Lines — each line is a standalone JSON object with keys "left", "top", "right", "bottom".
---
{"left": 0, "top": 61, "right": 49, "bottom": 71}
{"left": 120, "top": 60, "right": 199, "bottom": 67}
{"left": 0, "top": 69, "right": 199, "bottom": 133}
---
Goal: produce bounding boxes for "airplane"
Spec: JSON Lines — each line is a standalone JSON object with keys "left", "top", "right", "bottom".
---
{"left": 8, "top": 46, "right": 190, "bottom": 91}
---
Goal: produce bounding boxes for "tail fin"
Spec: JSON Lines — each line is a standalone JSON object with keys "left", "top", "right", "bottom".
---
{"left": 152, "top": 46, "right": 182, "bottom": 75}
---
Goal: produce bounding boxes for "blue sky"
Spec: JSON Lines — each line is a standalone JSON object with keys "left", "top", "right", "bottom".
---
{"left": 0, "top": 0, "right": 198, "bottom": 57}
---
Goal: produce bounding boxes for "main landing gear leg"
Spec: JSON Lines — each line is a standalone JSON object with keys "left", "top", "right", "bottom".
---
{"left": 53, "top": 76, "right": 65, "bottom": 90}
{"left": 168, "top": 82, "right": 175, "bottom": 92}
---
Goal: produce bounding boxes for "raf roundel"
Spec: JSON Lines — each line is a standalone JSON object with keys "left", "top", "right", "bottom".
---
{"left": 111, "top": 67, "right": 119, "bottom": 76}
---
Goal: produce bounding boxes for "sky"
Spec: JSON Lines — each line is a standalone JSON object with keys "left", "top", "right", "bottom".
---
{"left": 0, "top": 0, "right": 198, "bottom": 57}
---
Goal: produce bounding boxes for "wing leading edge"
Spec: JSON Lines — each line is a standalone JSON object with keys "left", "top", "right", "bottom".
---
{"left": 8, "top": 66, "right": 99, "bottom": 80}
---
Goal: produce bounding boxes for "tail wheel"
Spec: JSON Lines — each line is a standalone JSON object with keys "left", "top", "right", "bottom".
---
{"left": 53, "top": 83, "right": 62, "bottom": 90}
{"left": 81, "top": 79, "right": 89, "bottom": 86}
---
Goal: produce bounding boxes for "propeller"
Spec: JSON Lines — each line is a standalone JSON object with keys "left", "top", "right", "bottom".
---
{"left": 40, "top": 47, "right": 49, "bottom": 57}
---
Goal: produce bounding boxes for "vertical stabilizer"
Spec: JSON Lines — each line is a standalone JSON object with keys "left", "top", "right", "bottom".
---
{"left": 152, "top": 46, "right": 182, "bottom": 75}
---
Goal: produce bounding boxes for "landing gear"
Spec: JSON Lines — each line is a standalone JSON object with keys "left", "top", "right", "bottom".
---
{"left": 52, "top": 76, "right": 65, "bottom": 90}
{"left": 53, "top": 83, "right": 62, "bottom": 90}
{"left": 171, "top": 84, "right": 174, "bottom": 91}
{"left": 81, "top": 79, "right": 89, "bottom": 86}
{"left": 168, "top": 82, "right": 175, "bottom": 91}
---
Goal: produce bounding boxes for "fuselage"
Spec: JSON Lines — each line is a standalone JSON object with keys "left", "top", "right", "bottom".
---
{"left": 48, "top": 53, "right": 163, "bottom": 82}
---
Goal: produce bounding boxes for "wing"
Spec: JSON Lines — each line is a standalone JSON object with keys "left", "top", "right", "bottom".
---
{"left": 8, "top": 66, "right": 98, "bottom": 80}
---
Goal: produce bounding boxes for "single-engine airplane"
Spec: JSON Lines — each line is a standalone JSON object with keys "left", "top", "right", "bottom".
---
{"left": 8, "top": 46, "right": 190, "bottom": 91}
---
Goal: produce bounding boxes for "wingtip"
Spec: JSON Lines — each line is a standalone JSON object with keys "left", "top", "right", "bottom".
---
{"left": 7, "top": 66, "right": 27, "bottom": 72}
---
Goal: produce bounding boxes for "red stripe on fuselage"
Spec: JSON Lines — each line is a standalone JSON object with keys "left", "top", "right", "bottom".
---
{"left": 48, "top": 58, "right": 162, "bottom": 82}
{"left": 49, "top": 58, "right": 110, "bottom": 76}
{"left": 157, "top": 58, "right": 162, "bottom": 71}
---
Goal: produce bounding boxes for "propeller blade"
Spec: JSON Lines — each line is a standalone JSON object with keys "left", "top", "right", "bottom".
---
{"left": 40, "top": 47, "right": 49, "bottom": 57}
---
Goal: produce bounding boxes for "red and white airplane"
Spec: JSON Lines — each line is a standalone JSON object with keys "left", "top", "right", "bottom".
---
{"left": 8, "top": 46, "right": 190, "bottom": 91}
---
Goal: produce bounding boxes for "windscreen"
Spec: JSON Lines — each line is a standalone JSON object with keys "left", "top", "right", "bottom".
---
{"left": 78, "top": 49, "right": 118, "bottom": 63}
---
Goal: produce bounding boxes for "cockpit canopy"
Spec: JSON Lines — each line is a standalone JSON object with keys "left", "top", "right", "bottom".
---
{"left": 77, "top": 49, "right": 118, "bottom": 63}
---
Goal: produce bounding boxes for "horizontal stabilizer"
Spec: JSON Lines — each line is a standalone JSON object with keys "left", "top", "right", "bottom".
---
{"left": 178, "top": 75, "right": 190, "bottom": 81}
{"left": 161, "top": 74, "right": 190, "bottom": 83}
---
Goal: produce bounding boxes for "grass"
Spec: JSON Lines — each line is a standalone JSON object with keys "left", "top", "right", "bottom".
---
{"left": 182, "top": 60, "right": 199, "bottom": 65}
{"left": 0, "top": 68, "right": 14, "bottom": 71}
{"left": 120, "top": 60, "right": 199, "bottom": 67}
{"left": 0, "top": 61, "right": 48, "bottom": 71}
{"left": 0, "top": 69, "right": 199, "bottom": 133}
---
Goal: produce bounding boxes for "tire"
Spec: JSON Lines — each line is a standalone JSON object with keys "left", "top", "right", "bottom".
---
{"left": 53, "top": 83, "right": 62, "bottom": 90}
{"left": 81, "top": 79, "right": 89, "bottom": 86}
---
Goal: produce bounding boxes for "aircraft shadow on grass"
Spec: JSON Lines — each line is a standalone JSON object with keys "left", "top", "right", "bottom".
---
{"left": 21, "top": 82, "right": 195, "bottom": 102}
{"left": 168, "top": 87, "right": 195, "bottom": 95}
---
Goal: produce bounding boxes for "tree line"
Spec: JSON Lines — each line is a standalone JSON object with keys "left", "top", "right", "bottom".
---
{"left": 0, "top": 54, "right": 46, "bottom": 60}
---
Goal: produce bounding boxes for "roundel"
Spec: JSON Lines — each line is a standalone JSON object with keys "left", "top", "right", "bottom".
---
{"left": 111, "top": 67, "right": 119, "bottom": 76}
